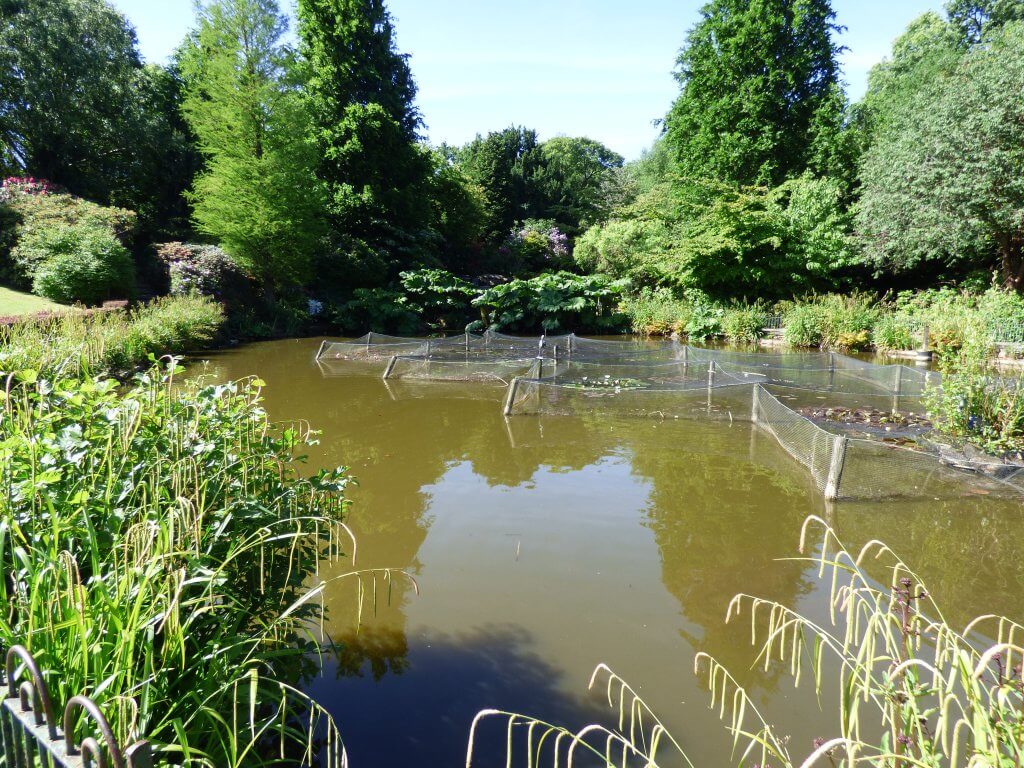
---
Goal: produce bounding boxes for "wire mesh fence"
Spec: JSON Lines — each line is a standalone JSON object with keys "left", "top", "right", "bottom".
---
{"left": 315, "top": 332, "right": 1023, "bottom": 502}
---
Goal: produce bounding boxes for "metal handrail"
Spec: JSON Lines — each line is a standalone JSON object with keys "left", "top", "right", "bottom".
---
{"left": 1, "top": 646, "right": 151, "bottom": 768}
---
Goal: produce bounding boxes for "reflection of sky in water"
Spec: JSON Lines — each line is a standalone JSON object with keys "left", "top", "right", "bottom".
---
{"left": 190, "top": 339, "right": 1024, "bottom": 768}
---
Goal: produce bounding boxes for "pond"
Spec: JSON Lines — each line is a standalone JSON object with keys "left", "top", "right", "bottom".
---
{"left": 193, "top": 337, "right": 1024, "bottom": 768}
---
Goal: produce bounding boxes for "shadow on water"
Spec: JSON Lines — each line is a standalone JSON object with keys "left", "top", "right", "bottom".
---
{"left": 307, "top": 624, "right": 611, "bottom": 768}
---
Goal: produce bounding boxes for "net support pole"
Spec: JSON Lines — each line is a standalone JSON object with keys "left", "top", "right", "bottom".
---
{"left": 751, "top": 383, "right": 761, "bottom": 424}
{"left": 315, "top": 340, "right": 328, "bottom": 361}
{"left": 503, "top": 377, "right": 521, "bottom": 416}
{"left": 426, "top": 340, "right": 432, "bottom": 357}
{"left": 537, "top": 356, "right": 544, "bottom": 380}
{"left": 824, "top": 435, "right": 848, "bottom": 501}
{"left": 707, "top": 360, "right": 716, "bottom": 408}
{"left": 382, "top": 355, "right": 399, "bottom": 380}
{"left": 829, "top": 352, "right": 836, "bottom": 389}
{"left": 366, "top": 332, "right": 372, "bottom": 349}
{"left": 893, "top": 365, "right": 903, "bottom": 413}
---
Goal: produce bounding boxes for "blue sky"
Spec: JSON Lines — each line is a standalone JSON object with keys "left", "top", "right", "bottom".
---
{"left": 110, "top": 0, "right": 944, "bottom": 159}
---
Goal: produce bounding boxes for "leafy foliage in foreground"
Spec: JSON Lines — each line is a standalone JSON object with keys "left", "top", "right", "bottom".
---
{"left": 0, "top": 362, "right": 371, "bottom": 765}
{"left": 469, "top": 516, "right": 1024, "bottom": 768}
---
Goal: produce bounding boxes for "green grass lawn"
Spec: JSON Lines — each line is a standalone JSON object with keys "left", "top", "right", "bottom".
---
{"left": 0, "top": 286, "right": 68, "bottom": 317}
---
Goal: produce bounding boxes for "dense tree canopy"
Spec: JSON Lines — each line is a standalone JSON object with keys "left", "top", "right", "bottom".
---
{"left": 298, "top": 0, "right": 435, "bottom": 283}
{"left": 857, "top": 21, "right": 1024, "bottom": 290}
{"left": 664, "top": 0, "right": 845, "bottom": 187}
{"left": 0, "top": 0, "right": 146, "bottom": 203}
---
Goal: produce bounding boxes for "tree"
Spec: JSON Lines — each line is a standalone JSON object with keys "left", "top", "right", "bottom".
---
{"left": 664, "top": 0, "right": 845, "bottom": 187}
{"left": 181, "top": 0, "right": 325, "bottom": 287}
{"left": 297, "top": 0, "right": 434, "bottom": 281}
{"left": 946, "top": 0, "right": 1024, "bottom": 44}
{"left": 0, "top": 0, "right": 150, "bottom": 204}
{"left": 535, "top": 137, "right": 624, "bottom": 235}
{"left": 456, "top": 127, "right": 545, "bottom": 245}
{"left": 856, "top": 22, "right": 1024, "bottom": 290}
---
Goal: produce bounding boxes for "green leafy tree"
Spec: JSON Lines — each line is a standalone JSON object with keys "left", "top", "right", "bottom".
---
{"left": 181, "top": 0, "right": 325, "bottom": 288}
{"left": 298, "top": 0, "right": 434, "bottom": 282}
{"left": 946, "top": 0, "right": 1024, "bottom": 43}
{"left": 0, "top": 0, "right": 148, "bottom": 202}
{"left": 856, "top": 21, "right": 1024, "bottom": 291}
{"left": 456, "top": 127, "right": 545, "bottom": 245}
{"left": 664, "top": 0, "right": 845, "bottom": 187}
{"left": 535, "top": 137, "right": 624, "bottom": 235}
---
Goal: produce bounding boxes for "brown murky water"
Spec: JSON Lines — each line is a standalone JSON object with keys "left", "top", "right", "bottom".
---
{"left": 193, "top": 337, "right": 1024, "bottom": 768}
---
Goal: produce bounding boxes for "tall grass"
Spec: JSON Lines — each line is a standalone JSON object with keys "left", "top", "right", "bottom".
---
{"left": 0, "top": 361, "right": 401, "bottom": 765}
{"left": 0, "top": 294, "right": 224, "bottom": 378}
{"left": 470, "top": 516, "right": 1024, "bottom": 768}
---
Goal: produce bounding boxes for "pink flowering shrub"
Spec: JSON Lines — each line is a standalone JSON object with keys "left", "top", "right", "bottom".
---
{"left": 156, "top": 242, "right": 248, "bottom": 301}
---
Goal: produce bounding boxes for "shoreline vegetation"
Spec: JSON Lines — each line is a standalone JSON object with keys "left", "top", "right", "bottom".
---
{"left": 3, "top": 0, "right": 1024, "bottom": 764}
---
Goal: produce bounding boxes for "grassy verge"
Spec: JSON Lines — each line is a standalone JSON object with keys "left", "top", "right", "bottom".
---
{"left": 0, "top": 294, "right": 224, "bottom": 378}
{"left": 0, "top": 284, "right": 67, "bottom": 317}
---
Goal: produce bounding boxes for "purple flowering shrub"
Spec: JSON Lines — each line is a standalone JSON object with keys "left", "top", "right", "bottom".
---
{"left": 156, "top": 242, "right": 247, "bottom": 300}
{"left": 499, "top": 220, "right": 572, "bottom": 275}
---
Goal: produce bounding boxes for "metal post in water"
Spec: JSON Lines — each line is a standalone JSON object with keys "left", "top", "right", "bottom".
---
{"left": 829, "top": 351, "right": 836, "bottom": 389}
{"left": 315, "top": 340, "right": 328, "bottom": 361}
{"left": 893, "top": 365, "right": 903, "bottom": 414}
{"left": 707, "top": 360, "right": 716, "bottom": 409}
{"left": 824, "top": 435, "right": 849, "bottom": 500}
{"left": 503, "top": 377, "right": 521, "bottom": 416}
{"left": 366, "top": 332, "right": 372, "bottom": 349}
{"left": 382, "top": 355, "right": 399, "bottom": 380}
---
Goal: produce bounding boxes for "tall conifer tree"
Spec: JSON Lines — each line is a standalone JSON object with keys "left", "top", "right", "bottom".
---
{"left": 664, "top": 0, "right": 844, "bottom": 187}
{"left": 297, "top": 0, "right": 434, "bottom": 281}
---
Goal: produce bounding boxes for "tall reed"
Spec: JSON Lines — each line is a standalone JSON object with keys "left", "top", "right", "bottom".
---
{"left": 0, "top": 361, "right": 399, "bottom": 765}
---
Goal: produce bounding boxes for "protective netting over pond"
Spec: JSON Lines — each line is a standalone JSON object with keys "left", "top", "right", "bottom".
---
{"left": 315, "top": 333, "right": 1024, "bottom": 501}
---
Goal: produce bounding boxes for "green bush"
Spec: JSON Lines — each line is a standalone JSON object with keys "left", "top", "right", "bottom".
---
{"left": 782, "top": 303, "right": 823, "bottom": 347}
{"left": 26, "top": 224, "right": 135, "bottom": 304}
{"left": 926, "top": 344, "right": 1024, "bottom": 455}
{"left": 873, "top": 313, "right": 916, "bottom": 351}
{"left": 332, "top": 286, "right": 421, "bottom": 335}
{"left": 721, "top": 305, "right": 768, "bottom": 343}
{"left": 683, "top": 293, "right": 724, "bottom": 340}
{"left": 399, "top": 268, "right": 480, "bottom": 330}
{"left": 3, "top": 186, "right": 136, "bottom": 286}
{"left": 620, "top": 287, "right": 691, "bottom": 336}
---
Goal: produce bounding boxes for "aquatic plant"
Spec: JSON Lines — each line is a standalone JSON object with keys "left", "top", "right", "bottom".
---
{"left": 0, "top": 361, "right": 411, "bottom": 765}
{"left": 469, "top": 515, "right": 1024, "bottom": 767}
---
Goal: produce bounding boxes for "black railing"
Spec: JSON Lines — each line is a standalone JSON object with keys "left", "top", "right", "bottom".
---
{"left": 0, "top": 646, "right": 151, "bottom": 768}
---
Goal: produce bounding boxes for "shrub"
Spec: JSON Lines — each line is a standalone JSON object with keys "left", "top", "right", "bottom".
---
{"left": 872, "top": 313, "right": 916, "bottom": 351}
{"left": 925, "top": 343, "right": 1024, "bottom": 456}
{"left": 3, "top": 182, "right": 136, "bottom": 286}
{"left": 28, "top": 223, "right": 135, "bottom": 304}
{"left": 621, "top": 287, "right": 691, "bottom": 336}
{"left": 721, "top": 305, "right": 768, "bottom": 343}
{"left": 156, "top": 241, "right": 249, "bottom": 300}
{"left": 683, "top": 293, "right": 724, "bottom": 340}
{"left": 782, "top": 303, "right": 823, "bottom": 347}
{"left": 399, "top": 268, "right": 480, "bottom": 330}
{"left": 498, "top": 221, "right": 572, "bottom": 275}
{"left": 473, "top": 272, "right": 629, "bottom": 333}
{"left": 333, "top": 286, "right": 421, "bottom": 335}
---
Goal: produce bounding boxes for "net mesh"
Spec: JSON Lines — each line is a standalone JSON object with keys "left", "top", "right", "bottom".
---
{"left": 315, "top": 333, "right": 1021, "bottom": 502}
